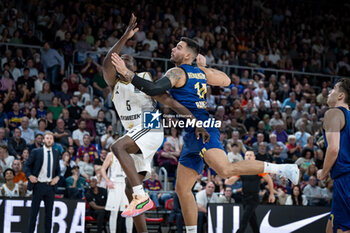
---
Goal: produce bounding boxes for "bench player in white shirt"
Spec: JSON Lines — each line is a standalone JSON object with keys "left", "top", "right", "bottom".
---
{"left": 103, "top": 14, "right": 209, "bottom": 233}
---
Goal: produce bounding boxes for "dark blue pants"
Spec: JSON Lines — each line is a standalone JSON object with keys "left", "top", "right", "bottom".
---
{"left": 46, "top": 64, "right": 61, "bottom": 90}
{"left": 28, "top": 183, "right": 55, "bottom": 233}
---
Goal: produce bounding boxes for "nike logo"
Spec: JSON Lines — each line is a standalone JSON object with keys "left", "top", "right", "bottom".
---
{"left": 260, "top": 210, "right": 330, "bottom": 233}
{"left": 136, "top": 198, "right": 150, "bottom": 209}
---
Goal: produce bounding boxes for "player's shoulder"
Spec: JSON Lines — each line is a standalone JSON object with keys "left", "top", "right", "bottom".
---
{"left": 324, "top": 107, "right": 345, "bottom": 119}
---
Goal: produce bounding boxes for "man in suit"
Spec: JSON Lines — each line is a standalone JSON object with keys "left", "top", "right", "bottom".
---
{"left": 24, "top": 132, "right": 60, "bottom": 233}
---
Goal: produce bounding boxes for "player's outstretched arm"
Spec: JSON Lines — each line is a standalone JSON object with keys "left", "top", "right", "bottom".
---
{"left": 111, "top": 53, "right": 186, "bottom": 96}
{"left": 196, "top": 54, "right": 230, "bottom": 87}
{"left": 153, "top": 93, "right": 210, "bottom": 143}
{"left": 103, "top": 13, "right": 139, "bottom": 88}
{"left": 318, "top": 108, "right": 344, "bottom": 180}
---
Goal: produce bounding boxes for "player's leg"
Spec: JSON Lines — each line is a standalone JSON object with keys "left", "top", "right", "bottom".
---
{"left": 109, "top": 211, "right": 117, "bottom": 233}
{"left": 175, "top": 163, "right": 199, "bottom": 232}
{"left": 111, "top": 135, "right": 141, "bottom": 187}
{"left": 111, "top": 135, "right": 154, "bottom": 217}
{"left": 203, "top": 148, "right": 299, "bottom": 184}
{"left": 125, "top": 174, "right": 148, "bottom": 233}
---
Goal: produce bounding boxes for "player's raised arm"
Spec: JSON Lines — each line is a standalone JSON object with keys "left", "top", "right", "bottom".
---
{"left": 318, "top": 108, "right": 344, "bottom": 180}
{"left": 103, "top": 13, "right": 139, "bottom": 88}
{"left": 111, "top": 53, "right": 186, "bottom": 96}
{"left": 196, "top": 54, "right": 231, "bottom": 87}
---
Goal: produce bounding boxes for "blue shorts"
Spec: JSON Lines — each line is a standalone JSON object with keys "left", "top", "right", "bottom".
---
{"left": 179, "top": 127, "right": 224, "bottom": 174}
{"left": 330, "top": 174, "right": 350, "bottom": 233}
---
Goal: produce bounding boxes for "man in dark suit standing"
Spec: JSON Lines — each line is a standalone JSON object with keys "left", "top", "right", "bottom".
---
{"left": 24, "top": 132, "right": 60, "bottom": 233}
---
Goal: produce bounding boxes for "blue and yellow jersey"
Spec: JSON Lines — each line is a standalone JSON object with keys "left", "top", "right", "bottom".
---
{"left": 323, "top": 106, "right": 350, "bottom": 179}
{"left": 169, "top": 64, "right": 209, "bottom": 122}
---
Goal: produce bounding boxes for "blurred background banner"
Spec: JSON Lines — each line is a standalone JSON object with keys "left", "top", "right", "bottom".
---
{"left": 0, "top": 197, "right": 85, "bottom": 233}
{"left": 208, "top": 203, "right": 330, "bottom": 233}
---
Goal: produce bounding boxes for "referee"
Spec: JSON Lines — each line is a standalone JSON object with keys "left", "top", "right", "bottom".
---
{"left": 225, "top": 151, "right": 275, "bottom": 233}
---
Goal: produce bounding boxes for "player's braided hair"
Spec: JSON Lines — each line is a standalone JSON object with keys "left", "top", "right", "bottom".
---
{"left": 337, "top": 78, "right": 350, "bottom": 106}
{"left": 181, "top": 37, "right": 200, "bottom": 57}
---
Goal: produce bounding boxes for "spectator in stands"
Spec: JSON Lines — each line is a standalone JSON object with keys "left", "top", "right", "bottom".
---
{"left": 285, "top": 185, "right": 307, "bottom": 206}
{"left": 227, "top": 143, "right": 244, "bottom": 163}
{"left": 20, "top": 148, "right": 30, "bottom": 163}
{"left": 256, "top": 142, "right": 273, "bottom": 162}
{"left": 72, "top": 120, "right": 90, "bottom": 147}
{"left": 48, "top": 96, "right": 63, "bottom": 120}
{"left": 272, "top": 124, "right": 288, "bottom": 144}
{"left": 34, "top": 71, "right": 45, "bottom": 94}
{"left": 28, "top": 108, "right": 38, "bottom": 131}
{"left": 0, "top": 127, "right": 7, "bottom": 146}
{"left": 36, "top": 100, "right": 47, "bottom": 118}
{"left": 17, "top": 68, "right": 35, "bottom": 95}
{"left": 35, "top": 119, "right": 49, "bottom": 136}
{"left": 303, "top": 176, "right": 327, "bottom": 206}
{"left": 9, "top": 59, "right": 22, "bottom": 82}
{"left": 267, "top": 134, "right": 288, "bottom": 161}
{"left": 100, "top": 125, "right": 116, "bottom": 150}
{"left": 92, "top": 66, "right": 109, "bottom": 99}
{"left": 19, "top": 117, "right": 34, "bottom": 145}
{"left": 68, "top": 95, "right": 82, "bottom": 120}
{"left": 77, "top": 152, "right": 94, "bottom": 180}
{"left": 94, "top": 110, "right": 108, "bottom": 143}
{"left": 166, "top": 128, "right": 184, "bottom": 154}
{"left": 218, "top": 186, "right": 235, "bottom": 203}
{"left": 59, "top": 151, "right": 75, "bottom": 178}
{"left": 76, "top": 134, "right": 98, "bottom": 162}
{"left": 53, "top": 118, "right": 72, "bottom": 148}
{"left": 1, "top": 69, "right": 16, "bottom": 92}
{"left": 244, "top": 108, "right": 260, "bottom": 131}
{"left": 78, "top": 110, "right": 96, "bottom": 140}
{"left": 85, "top": 97, "right": 101, "bottom": 120}
{"left": 269, "top": 112, "right": 284, "bottom": 130}
{"left": 1, "top": 168, "right": 25, "bottom": 197}
{"left": 12, "top": 159, "right": 27, "bottom": 183}
{"left": 227, "top": 131, "right": 247, "bottom": 154}
{"left": 157, "top": 141, "right": 179, "bottom": 176}
{"left": 0, "top": 144, "right": 14, "bottom": 171}
{"left": 41, "top": 41, "right": 64, "bottom": 90}
{"left": 282, "top": 92, "right": 298, "bottom": 110}
{"left": 8, "top": 128, "right": 26, "bottom": 159}
{"left": 295, "top": 122, "right": 311, "bottom": 148}
{"left": 295, "top": 148, "right": 315, "bottom": 171}
{"left": 144, "top": 169, "right": 172, "bottom": 208}
{"left": 37, "top": 82, "right": 55, "bottom": 107}
{"left": 0, "top": 103, "right": 7, "bottom": 129}
{"left": 85, "top": 176, "right": 108, "bottom": 232}
{"left": 286, "top": 135, "right": 301, "bottom": 161}
{"left": 81, "top": 56, "right": 100, "bottom": 83}
{"left": 29, "top": 133, "right": 43, "bottom": 152}
{"left": 8, "top": 102, "right": 24, "bottom": 130}
{"left": 77, "top": 83, "right": 91, "bottom": 106}
{"left": 65, "top": 165, "right": 87, "bottom": 199}
{"left": 196, "top": 182, "right": 219, "bottom": 233}
{"left": 56, "top": 81, "right": 72, "bottom": 107}
{"left": 61, "top": 108, "right": 77, "bottom": 131}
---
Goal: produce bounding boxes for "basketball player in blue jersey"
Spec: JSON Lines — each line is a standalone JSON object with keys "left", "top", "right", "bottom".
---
{"left": 103, "top": 14, "right": 209, "bottom": 233}
{"left": 317, "top": 78, "right": 350, "bottom": 233}
{"left": 111, "top": 37, "right": 299, "bottom": 233}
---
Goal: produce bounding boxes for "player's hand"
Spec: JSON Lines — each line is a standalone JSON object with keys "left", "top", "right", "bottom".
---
{"left": 111, "top": 53, "right": 133, "bottom": 82}
{"left": 196, "top": 54, "right": 207, "bottom": 67}
{"left": 107, "top": 180, "right": 114, "bottom": 189}
{"left": 268, "top": 194, "right": 276, "bottom": 203}
{"left": 317, "top": 169, "right": 328, "bottom": 180}
{"left": 124, "top": 13, "right": 139, "bottom": 40}
{"left": 195, "top": 127, "right": 210, "bottom": 144}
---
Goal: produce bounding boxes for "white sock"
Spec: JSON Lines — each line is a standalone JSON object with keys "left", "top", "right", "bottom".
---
{"left": 263, "top": 162, "right": 283, "bottom": 175}
{"left": 186, "top": 225, "right": 197, "bottom": 233}
{"left": 132, "top": 185, "right": 146, "bottom": 196}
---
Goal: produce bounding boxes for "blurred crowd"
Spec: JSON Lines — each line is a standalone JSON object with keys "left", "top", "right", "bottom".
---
{"left": 0, "top": 0, "right": 342, "bottom": 216}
